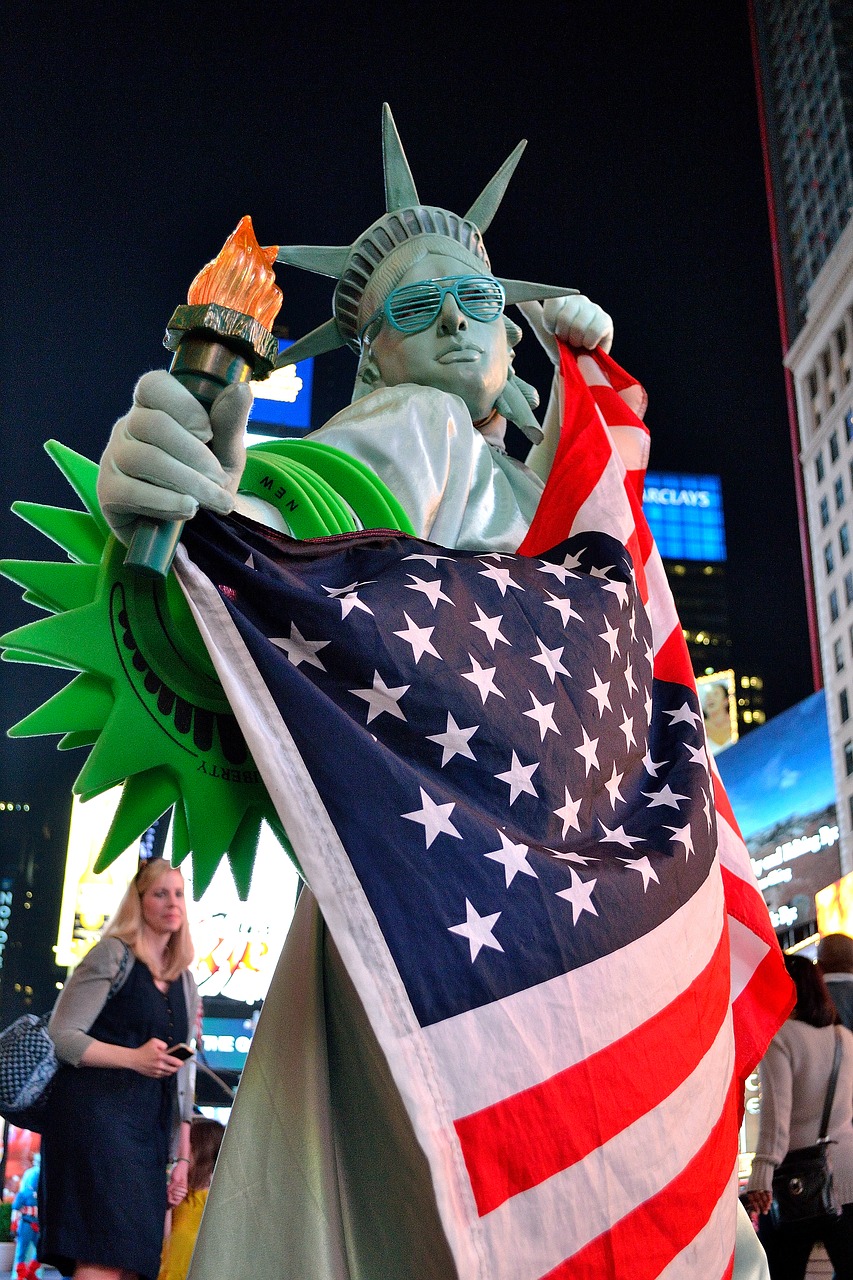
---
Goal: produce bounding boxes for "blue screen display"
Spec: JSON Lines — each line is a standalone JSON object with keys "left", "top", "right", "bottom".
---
{"left": 642, "top": 472, "right": 726, "bottom": 562}
{"left": 247, "top": 339, "right": 314, "bottom": 433}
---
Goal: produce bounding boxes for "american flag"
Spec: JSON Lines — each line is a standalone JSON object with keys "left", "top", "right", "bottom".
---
{"left": 175, "top": 344, "right": 793, "bottom": 1279}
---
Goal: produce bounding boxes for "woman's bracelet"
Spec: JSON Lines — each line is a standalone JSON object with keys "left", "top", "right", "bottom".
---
{"left": 169, "top": 1157, "right": 190, "bottom": 1171}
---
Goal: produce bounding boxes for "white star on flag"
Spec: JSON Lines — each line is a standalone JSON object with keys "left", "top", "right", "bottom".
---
{"left": 642, "top": 783, "right": 689, "bottom": 809}
{"left": 600, "top": 578, "right": 629, "bottom": 606}
{"left": 665, "top": 702, "right": 703, "bottom": 729}
{"left": 402, "top": 554, "right": 453, "bottom": 567}
{"left": 530, "top": 638, "right": 571, "bottom": 683}
{"left": 703, "top": 791, "right": 714, "bottom": 829}
{"left": 478, "top": 563, "right": 523, "bottom": 596}
{"left": 427, "top": 713, "right": 478, "bottom": 767}
{"left": 643, "top": 749, "right": 667, "bottom": 776}
{"left": 484, "top": 831, "right": 537, "bottom": 887}
{"left": 245, "top": 553, "right": 255, "bottom": 570}
{"left": 543, "top": 592, "right": 583, "bottom": 627}
{"left": 604, "top": 762, "right": 625, "bottom": 809}
{"left": 666, "top": 822, "right": 695, "bottom": 858}
{"left": 684, "top": 742, "right": 707, "bottom": 766}
{"left": 554, "top": 786, "right": 582, "bottom": 836}
{"left": 599, "top": 621, "right": 620, "bottom": 659}
{"left": 402, "top": 787, "right": 462, "bottom": 848}
{"left": 394, "top": 614, "right": 441, "bottom": 664}
{"left": 323, "top": 581, "right": 375, "bottom": 618}
{"left": 351, "top": 671, "right": 409, "bottom": 723}
{"left": 556, "top": 870, "right": 598, "bottom": 924}
{"left": 624, "top": 660, "right": 638, "bottom": 695}
{"left": 536, "top": 559, "right": 578, "bottom": 585}
{"left": 546, "top": 848, "right": 597, "bottom": 867}
{"left": 448, "top": 899, "right": 504, "bottom": 962}
{"left": 586, "top": 671, "right": 612, "bottom": 715}
{"left": 619, "top": 711, "right": 636, "bottom": 749}
{"left": 462, "top": 656, "right": 505, "bottom": 704}
{"left": 523, "top": 693, "right": 561, "bottom": 741}
{"left": 589, "top": 563, "right": 615, "bottom": 580}
{"left": 495, "top": 751, "right": 539, "bottom": 804}
{"left": 405, "top": 575, "right": 454, "bottom": 609}
{"left": 574, "top": 727, "right": 600, "bottom": 776}
{"left": 470, "top": 605, "right": 510, "bottom": 649}
{"left": 270, "top": 622, "right": 330, "bottom": 671}
{"left": 598, "top": 821, "right": 644, "bottom": 849}
{"left": 620, "top": 856, "right": 660, "bottom": 891}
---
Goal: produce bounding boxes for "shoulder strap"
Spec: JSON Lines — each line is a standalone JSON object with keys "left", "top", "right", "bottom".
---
{"left": 819, "top": 1026, "right": 843, "bottom": 1140}
{"left": 107, "top": 941, "right": 132, "bottom": 999}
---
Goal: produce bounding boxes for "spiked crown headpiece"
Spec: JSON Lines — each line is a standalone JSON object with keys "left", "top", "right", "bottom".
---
{"left": 274, "top": 104, "right": 578, "bottom": 367}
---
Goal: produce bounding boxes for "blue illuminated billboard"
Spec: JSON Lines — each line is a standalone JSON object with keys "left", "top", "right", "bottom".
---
{"left": 247, "top": 338, "right": 314, "bottom": 434}
{"left": 642, "top": 472, "right": 726, "bottom": 562}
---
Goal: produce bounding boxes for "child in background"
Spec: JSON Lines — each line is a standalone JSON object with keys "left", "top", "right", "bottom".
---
{"left": 157, "top": 1117, "right": 225, "bottom": 1280}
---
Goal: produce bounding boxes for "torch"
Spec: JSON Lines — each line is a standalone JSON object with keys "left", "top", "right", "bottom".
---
{"left": 125, "top": 215, "right": 283, "bottom": 577}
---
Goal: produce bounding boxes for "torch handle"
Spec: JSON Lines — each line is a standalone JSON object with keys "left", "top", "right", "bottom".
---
{"left": 124, "top": 337, "right": 253, "bottom": 577}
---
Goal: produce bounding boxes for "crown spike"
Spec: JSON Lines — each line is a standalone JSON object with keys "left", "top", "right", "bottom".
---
{"left": 275, "top": 245, "right": 350, "bottom": 279}
{"left": 499, "top": 278, "right": 579, "bottom": 305}
{"left": 382, "top": 102, "right": 420, "bottom": 212}
{"left": 465, "top": 140, "right": 527, "bottom": 233}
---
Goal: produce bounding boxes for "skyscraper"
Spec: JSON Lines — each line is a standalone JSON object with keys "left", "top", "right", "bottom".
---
{"left": 750, "top": 0, "right": 853, "bottom": 874}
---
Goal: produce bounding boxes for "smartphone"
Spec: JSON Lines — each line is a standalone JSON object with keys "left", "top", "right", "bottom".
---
{"left": 166, "top": 1042, "right": 195, "bottom": 1061}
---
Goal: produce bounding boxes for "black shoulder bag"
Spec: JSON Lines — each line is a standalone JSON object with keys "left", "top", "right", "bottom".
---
{"left": 770, "top": 1025, "right": 844, "bottom": 1226}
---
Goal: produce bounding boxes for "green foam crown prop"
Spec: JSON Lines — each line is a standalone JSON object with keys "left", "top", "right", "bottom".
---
{"left": 1, "top": 439, "right": 414, "bottom": 899}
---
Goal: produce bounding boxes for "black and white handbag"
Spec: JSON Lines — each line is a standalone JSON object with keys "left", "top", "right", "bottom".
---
{"left": 0, "top": 941, "right": 130, "bottom": 1132}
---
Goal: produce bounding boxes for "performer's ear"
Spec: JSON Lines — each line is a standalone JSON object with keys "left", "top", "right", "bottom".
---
{"left": 352, "top": 350, "right": 385, "bottom": 402}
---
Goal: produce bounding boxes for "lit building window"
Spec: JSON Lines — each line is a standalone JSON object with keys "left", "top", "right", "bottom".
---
{"left": 825, "top": 542, "right": 836, "bottom": 574}
{"left": 835, "top": 637, "right": 845, "bottom": 671}
{"left": 821, "top": 495, "right": 831, "bottom": 526}
{"left": 831, "top": 588, "right": 840, "bottom": 621}
{"left": 842, "top": 523, "right": 851, "bottom": 557}
{"left": 837, "top": 476, "right": 846, "bottom": 509}
{"left": 817, "top": 451, "right": 826, "bottom": 481}
{"left": 831, "top": 432, "right": 840, "bottom": 463}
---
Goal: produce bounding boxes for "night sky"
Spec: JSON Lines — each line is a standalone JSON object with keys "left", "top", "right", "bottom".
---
{"left": 1, "top": 1, "right": 816, "bottom": 779}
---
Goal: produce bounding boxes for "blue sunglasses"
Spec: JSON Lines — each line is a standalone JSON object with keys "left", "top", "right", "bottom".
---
{"left": 360, "top": 275, "right": 506, "bottom": 342}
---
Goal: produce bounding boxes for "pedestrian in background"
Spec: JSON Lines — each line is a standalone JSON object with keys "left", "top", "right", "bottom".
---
{"left": 39, "top": 858, "right": 200, "bottom": 1280}
{"left": 745, "top": 953, "right": 853, "bottom": 1279}
{"left": 818, "top": 933, "right": 853, "bottom": 1033}
{"left": 157, "top": 1116, "right": 225, "bottom": 1280}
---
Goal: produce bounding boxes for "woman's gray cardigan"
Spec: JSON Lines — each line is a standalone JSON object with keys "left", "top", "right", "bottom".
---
{"left": 48, "top": 935, "right": 199, "bottom": 1156}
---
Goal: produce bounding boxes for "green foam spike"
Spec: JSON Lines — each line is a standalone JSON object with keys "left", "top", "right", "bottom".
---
{"left": 43, "top": 441, "right": 111, "bottom": 539}
{"left": 94, "top": 769, "right": 181, "bottom": 872}
{"left": 58, "top": 730, "right": 101, "bottom": 751}
{"left": 1, "top": 561, "right": 100, "bottom": 615}
{"left": 226, "top": 809, "right": 264, "bottom": 901}
{"left": 1, "top": 602, "right": 110, "bottom": 671}
{"left": 11, "top": 503, "right": 106, "bottom": 565}
{"left": 171, "top": 802, "right": 191, "bottom": 868}
{"left": 9, "top": 672, "right": 112, "bottom": 739}
{"left": 1, "top": 648, "right": 79, "bottom": 670}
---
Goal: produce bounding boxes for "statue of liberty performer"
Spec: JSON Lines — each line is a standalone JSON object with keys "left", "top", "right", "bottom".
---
{"left": 94, "top": 105, "right": 782, "bottom": 1280}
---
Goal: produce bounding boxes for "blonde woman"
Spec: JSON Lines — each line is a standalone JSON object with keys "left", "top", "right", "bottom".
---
{"left": 39, "top": 858, "right": 200, "bottom": 1280}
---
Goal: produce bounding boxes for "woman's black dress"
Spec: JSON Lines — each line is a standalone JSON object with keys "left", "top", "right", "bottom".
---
{"left": 39, "top": 955, "right": 189, "bottom": 1280}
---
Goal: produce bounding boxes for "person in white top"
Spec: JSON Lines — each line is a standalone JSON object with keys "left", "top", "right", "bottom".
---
{"left": 746, "top": 952, "right": 853, "bottom": 1278}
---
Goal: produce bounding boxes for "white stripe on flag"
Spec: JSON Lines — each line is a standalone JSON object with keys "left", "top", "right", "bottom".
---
{"left": 422, "top": 863, "right": 724, "bottom": 1116}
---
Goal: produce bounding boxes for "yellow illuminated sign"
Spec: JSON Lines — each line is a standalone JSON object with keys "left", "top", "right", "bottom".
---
{"left": 816, "top": 871, "right": 853, "bottom": 936}
{"left": 54, "top": 789, "right": 141, "bottom": 970}
{"left": 696, "top": 670, "right": 738, "bottom": 756}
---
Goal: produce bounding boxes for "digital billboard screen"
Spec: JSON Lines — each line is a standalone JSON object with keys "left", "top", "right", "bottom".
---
{"left": 642, "top": 472, "right": 726, "bottom": 562}
{"left": 714, "top": 691, "right": 839, "bottom": 928}
{"left": 247, "top": 339, "right": 314, "bottom": 434}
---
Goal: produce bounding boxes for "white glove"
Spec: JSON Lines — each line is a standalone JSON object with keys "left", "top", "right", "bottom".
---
{"left": 97, "top": 370, "right": 251, "bottom": 544}
{"left": 517, "top": 295, "right": 614, "bottom": 365}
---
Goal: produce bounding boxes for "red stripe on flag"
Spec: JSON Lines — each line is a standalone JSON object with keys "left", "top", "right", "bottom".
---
{"left": 720, "top": 865, "right": 778, "bottom": 948}
{"left": 518, "top": 347, "right": 613, "bottom": 558}
{"left": 712, "top": 772, "right": 743, "bottom": 837}
{"left": 731, "top": 944, "right": 795, "bottom": 1090}
{"left": 651, "top": 625, "right": 696, "bottom": 688}
{"left": 455, "top": 925, "right": 730, "bottom": 1216}
{"left": 541, "top": 1080, "right": 740, "bottom": 1280}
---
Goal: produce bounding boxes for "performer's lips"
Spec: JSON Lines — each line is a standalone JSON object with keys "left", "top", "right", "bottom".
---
{"left": 436, "top": 343, "right": 482, "bottom": 363}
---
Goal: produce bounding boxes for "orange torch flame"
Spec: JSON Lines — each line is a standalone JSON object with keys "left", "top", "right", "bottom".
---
{"left": 187, "top": 215, "right": 282, "bottom": 331}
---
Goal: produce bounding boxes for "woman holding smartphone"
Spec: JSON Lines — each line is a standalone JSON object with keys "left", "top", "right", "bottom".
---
{"left": 39, "top": 857, "right": 200, "bottom": 1280}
